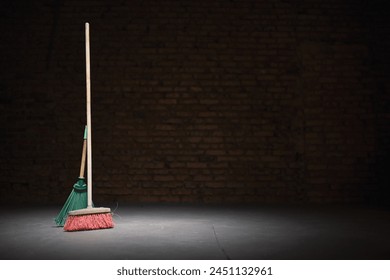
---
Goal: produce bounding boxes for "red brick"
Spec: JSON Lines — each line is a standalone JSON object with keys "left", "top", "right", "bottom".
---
{"left": 0, "top": 0, "right": 384, "bottom": 206}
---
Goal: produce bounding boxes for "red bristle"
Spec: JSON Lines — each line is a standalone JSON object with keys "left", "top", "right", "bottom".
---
{"left": 64, "top": 213, "right": 114, "bottom": 231}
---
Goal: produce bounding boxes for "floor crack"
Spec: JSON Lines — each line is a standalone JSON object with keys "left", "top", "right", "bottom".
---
{"left": 212, "top": 225, "right": 231, "bottom": 260}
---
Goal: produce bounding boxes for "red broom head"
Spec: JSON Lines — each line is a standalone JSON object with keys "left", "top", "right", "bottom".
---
{"left": 64, "top": 213, "right": 114, "bottom": 232}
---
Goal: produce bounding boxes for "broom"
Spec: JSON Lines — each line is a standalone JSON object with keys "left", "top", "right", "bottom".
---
{"left": 64, "top": 22, "right": 114, "bottom": 231}
{"left": 54, "top": 126, "right": 88, "bottom": 226}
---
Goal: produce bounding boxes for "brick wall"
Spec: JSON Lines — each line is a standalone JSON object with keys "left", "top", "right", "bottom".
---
{"left": 0, "top": 0, "right": 389, "bottom": 205}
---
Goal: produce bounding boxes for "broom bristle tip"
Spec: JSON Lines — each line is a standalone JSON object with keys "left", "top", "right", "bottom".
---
{"left": 64, "top": 212, "right": 114, "bottom": 232}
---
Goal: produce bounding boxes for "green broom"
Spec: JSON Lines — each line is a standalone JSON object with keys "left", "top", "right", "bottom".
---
{"left": 54, "top": 126, "right": 88, "bottom": 226}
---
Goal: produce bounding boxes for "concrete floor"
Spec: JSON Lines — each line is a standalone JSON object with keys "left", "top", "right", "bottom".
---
{"left": 0, "top": 204, "right": 389, "bottom": 260}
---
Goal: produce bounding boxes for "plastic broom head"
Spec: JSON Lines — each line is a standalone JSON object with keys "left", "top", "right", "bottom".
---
{"left": 54, "top": 178, "right": 87, "bottom": 226}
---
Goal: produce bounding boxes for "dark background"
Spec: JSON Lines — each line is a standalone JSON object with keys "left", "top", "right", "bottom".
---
{"left": 0, "top": 0, "right": 389, "bottom": 206}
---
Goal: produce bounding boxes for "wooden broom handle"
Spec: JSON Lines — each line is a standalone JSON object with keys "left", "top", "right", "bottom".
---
{"left": 79, "top": 126, "right": 87, "bottom": 178}
{"left": 85, "top": 22, "right": 93, "bottom": 208}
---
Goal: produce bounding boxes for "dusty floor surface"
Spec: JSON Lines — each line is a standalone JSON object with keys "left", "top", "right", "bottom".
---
{"left": 0, "top": 204, "right": 389, "bottom": 259}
